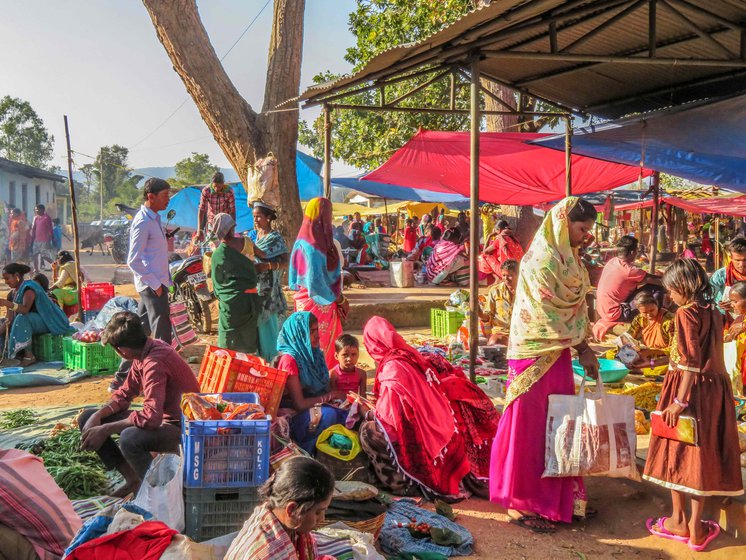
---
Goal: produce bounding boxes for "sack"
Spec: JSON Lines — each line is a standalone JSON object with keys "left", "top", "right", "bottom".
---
{"left": 544, "top": 380, "right": 640, "bottom": 480}
{"left": 132, "top": 453, "right": 185, "bottom": 531}
{"left": 247, "top": 153, "right": 280, "bottom": 208}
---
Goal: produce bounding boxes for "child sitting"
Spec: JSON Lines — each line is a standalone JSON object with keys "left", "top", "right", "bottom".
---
{"left": 612, "top": 291, "right": 674, "bottom": 371}
{"left": 643, "top": 259, "right": 743, "bottom": 551}
{"left": 225, "top": 456, "right": 335, "bottom": 560}
{"left": 330, "top": 334, "right": 367, "bottom": 398}
{"left": 479, "top": 259, "right": 518, "bottom": 345}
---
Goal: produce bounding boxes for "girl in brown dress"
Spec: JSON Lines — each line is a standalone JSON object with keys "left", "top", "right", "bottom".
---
{"left": 644, "top": 258, "right": 743, "bottom": 552}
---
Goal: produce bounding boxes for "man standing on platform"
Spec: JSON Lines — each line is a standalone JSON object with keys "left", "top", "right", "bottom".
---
{"left": 110, "top": 178, "right": 172, "bottom": 392}
{"left": 196, "top": 172, "right": 235, "bottom": 242}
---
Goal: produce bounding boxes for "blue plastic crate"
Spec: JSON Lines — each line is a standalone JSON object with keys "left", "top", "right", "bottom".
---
{"left": 184, "top": 486, "right": 261, "bottom": 542}
{"left": 182, "top": 392, "right": 271, "bottom": 489}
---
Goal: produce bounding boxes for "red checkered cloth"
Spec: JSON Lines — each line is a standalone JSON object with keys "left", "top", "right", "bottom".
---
{"left": 199, "top": 186, "right": 235, "bottom": 229}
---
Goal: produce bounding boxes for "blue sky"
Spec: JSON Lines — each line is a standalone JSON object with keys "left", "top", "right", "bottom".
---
{"left": 0, "top": 0, "right": 359, "bottom": 174}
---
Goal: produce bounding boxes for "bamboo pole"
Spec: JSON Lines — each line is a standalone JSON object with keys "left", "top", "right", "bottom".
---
{"left": 715, "top": 216, "right": 721, "bottom": 269}
{"left": 650, "top": 171, "right": 660, "bottom": 271}
{"left": 63, "top": 116, "right": 82, "bottom": 323}
{"left": 565, "top": 114, "right": 572, "bottom": 197}
{"left": 98, "top": 154, "right": 104, "bottom": 223}
{"left": 323, "top": 105, "right": 332, "bottom": 199}
{"left": 468, "top": 56, "right": 481, "bottom": 382}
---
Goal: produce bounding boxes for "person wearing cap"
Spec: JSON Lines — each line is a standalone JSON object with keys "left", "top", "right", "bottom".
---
{"left": 211, "top": 212, "right": 269, "bottom": 353}
{"left": 196, "top": 171, "right": 235, "bottom": 242}
{"left": 110, "top": 178, "right": 172, "bottom": 392}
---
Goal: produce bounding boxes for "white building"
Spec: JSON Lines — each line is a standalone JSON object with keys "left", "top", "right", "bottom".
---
{"left": 0, "top": 157, "right": 69, "bottom": 223}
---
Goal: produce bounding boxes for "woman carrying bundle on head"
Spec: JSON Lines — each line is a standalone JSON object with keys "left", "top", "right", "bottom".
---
{"left": 0, "top": 262, "right": 71, "bottom": 365}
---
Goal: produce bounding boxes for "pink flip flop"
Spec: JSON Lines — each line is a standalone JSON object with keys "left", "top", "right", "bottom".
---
{"left": 688, "top": 521, "right": 721, "bottom": 552}
{"left": 646, "top": 517, "right": 689, "bottom": 543}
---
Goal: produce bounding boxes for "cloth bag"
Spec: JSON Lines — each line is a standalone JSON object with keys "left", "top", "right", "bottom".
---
{"left": 132, "top": 453, "right": 185, "bottom": 531}
{"left": 543, "top": 380, "right": 640, "bottom": 480}
{"left": 247, "top": 153, "right": 280, "bottom": 208}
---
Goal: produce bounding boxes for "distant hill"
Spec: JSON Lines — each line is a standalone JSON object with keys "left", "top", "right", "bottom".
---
{"left": 133, "top": 166, "right": 238, "bottom": 187}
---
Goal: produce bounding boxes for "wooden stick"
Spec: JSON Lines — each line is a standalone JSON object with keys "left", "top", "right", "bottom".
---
{"left": 64, "top": 116, "right": 82, "bottom": 323}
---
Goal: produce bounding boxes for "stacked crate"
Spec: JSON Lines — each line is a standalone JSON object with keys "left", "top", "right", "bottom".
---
{"left": 80, "top": 282, "right": 115, "bottom": 323}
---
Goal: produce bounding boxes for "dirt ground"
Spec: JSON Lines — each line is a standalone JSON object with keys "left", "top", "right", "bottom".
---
{"left": 0, "top": 249, "right": 743, "bottom": 557}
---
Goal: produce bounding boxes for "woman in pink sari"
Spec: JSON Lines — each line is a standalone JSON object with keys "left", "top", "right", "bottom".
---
{"left": 489, "top": 197, "right": 599, "bottom": 534}
{"left": 478, "top": 220, "right": 524, "bottom": 283}
{"left": 425, "top": 228, "right": 468, "bottom": 285}
{"left": 289, "top": 198, "right": 347, "bottom": 367}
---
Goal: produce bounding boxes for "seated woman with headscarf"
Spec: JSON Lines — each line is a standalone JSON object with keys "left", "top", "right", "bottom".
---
{"left": 49, "top": 251, "right": 82, "bottom": 311}
{"left": 425, "top": 227, "right": 469, "bottom": 285}
{"left": 0, "top": 263, "right": 71, "bottom": 365}
{"left": 276, "top": 311, "right": 347, "bottom": 453}
{"left": 210, "top": 213, "right": 264, "bottom": 353}
{"left": 478, "top": 220, "right": 524, "bottom": 283}
{"left": 358, "top": 316, "right": 499, "bottom": 499}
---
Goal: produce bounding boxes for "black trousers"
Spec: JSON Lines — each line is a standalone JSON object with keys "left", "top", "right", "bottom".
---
{"left": 77, "top": 408, "right": 180, "bottom": 479}
{"left": 114, "top": 285, "right": 171, "bottom": 384}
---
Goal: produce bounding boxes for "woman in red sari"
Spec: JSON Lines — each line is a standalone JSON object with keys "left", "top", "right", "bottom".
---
{"left": 359, "top": 316, "right": 499, "bottom": 499}
{"left": 478, "top": 220, "right": 524, "bottom": 283}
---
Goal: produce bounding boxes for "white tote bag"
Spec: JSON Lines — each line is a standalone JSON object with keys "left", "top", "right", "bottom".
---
{"left": 132, "top": 453, "right": 185, "bottom": 531}
{"left": 543, "top": 380, "right": 640, "bottom": 480}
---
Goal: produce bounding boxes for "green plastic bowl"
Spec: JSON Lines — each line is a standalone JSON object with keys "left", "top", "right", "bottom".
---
{"left": 572, "top": 358, "right": 629, "bottom": 383}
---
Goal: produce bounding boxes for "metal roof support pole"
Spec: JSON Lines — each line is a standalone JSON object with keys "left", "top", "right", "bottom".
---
{"left": 469, "top": 55, "right": 481, "bottom": 383}
{"left": 650, "top": 171, "right": 660, "bottom": 271}
{"left": 565, "top": 114, "right": 572, "bottom": 197}
{"left": 323, "top": 104, "right": 332, "bottom": 198}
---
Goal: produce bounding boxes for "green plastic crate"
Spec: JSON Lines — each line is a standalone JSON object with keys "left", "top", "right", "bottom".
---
{"left": 430, "top": 308, "right": 466, "bottom": 338}
{"left": 63, "top": 337, "right": 120, "bottom": 375}
{"left": 32, "top": 334, "right": 64, "bottom": 362}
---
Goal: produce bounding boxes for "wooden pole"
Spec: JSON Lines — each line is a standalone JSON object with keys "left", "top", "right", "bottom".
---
{"left": 99, "top": 153, "right": 104, "bottom": 223}
{"left": 468, "top": 56, "right": 481, "bottom": 382}
{"left": 650, "top": 171, "right": 660, "bottom": 271}
{"left": 63, "top": 116, "right": 82, "bottom": 322}
{"left": 323, "top": 104, "right": 332, "bottom": 199}
{"left": 565, "top": 114, "right": 572, "bottom": 197}
{"left": 715, "top": 216, "right": 721, "bottom": 269}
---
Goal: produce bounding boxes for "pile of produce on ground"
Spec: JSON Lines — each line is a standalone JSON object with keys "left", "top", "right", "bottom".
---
{"left": 0, "top": 408, "right": 38, "bottom": 429}
{"left": 17, "top": 421, "right": 109, "bottom": 499}
{"left": 607, "top": 382, "right": 662, "bottom": 412}
{"left": 181, "top": 393, "right": 267, "bottom": 421}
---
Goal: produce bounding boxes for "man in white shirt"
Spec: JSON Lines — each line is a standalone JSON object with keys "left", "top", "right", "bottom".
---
{"left": 110, "top": 178, "right": 172, "bottom": 391}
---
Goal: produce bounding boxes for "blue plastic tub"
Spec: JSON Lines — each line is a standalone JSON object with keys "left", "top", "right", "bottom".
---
{"left": 572, "top": 358, "right": 629, "bottom": 384}
{"left": 182, "top": 392, "right": 270, "bottom": 489}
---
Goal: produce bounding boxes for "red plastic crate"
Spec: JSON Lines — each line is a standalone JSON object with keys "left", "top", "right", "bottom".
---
{"left": 197, "top": 346, "right": 288, "bottom": 417}
{"left": 81, "top": 283, "right": 115, "bottom": 311}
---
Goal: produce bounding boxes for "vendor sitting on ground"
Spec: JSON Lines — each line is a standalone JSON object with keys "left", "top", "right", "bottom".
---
{"left": 479, "top": 259, "right": 518, "bottom": 346}
{"left": 49, "top": 250, "right": 81, "bottom": 311}
{"left": 409, "top": 224, "right": 440, "bottom": 262}
{"left": 0, "top": 262, "right": 70, "bottom": 366}
{"left": 78, "top": 311, "right": 199, "bottom": 497}
{"left": 276, "top": 311, "right": 347, "bottom": 454}
{"left": 710, "top": 236, "right": 746, "bottom": 313}
{"left": 593, "top": 235, "right": 663, "bottom": 341}
{"left": 425, "top": 227, "right": 469, "bottom": 285}
{"left": 609, "top": 291, "right": 673, "bottom": 371}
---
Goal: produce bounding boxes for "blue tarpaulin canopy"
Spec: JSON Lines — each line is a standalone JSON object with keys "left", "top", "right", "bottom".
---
{"left": 533, "top": 95, "right": 746, "bottom": 192}
{"left": 332, "top": 176, "right": 469, "bottom": 205}
{"left": 162, "top": 152, "right": 324, "bottom": 231}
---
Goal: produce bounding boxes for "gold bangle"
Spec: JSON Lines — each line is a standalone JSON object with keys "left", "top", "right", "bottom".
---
{"left": 12, "top": 303, "right": 19, "bottom": 312}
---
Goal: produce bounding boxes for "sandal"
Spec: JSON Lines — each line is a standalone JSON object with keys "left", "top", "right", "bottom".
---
{"left": 510, "top": 514, "right": 556, "bottom": 534}
{"left": 19, "top": 355, "right": 36, "bottom": 367}
{"left": 688, "top": 521, "right": 720, "bottom": 552}
{"left": 573, "top": 507, "right": 598, "bottom": 522}
{"left": 646, "top": 517, "right": 689, "bottom": 543}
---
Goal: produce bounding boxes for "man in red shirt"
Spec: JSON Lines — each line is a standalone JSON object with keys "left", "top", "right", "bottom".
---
{"left": 196, "top": 171, "right": 235, "bottom": 241}
{"left": 593, "top": 235, "right": 663, "bottom": 340}
{"left": 78, "top": 311, "right": 199, "bottom": 497}
{"left": 30, "top": 204, "right": 54, "bottom": 272}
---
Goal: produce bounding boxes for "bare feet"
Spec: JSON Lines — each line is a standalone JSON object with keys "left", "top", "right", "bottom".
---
{"left": 658, "top": 516, "right": 689, "bottom": 538}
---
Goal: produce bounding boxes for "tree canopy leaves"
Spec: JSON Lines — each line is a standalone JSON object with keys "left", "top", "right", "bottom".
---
{"left": 0, "top": 96, "right": 54, "bottom": 168}
{"left": 170, "top": 152, "right": 219, "bottom": 187}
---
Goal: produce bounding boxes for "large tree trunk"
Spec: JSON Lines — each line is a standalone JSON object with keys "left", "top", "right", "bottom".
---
{"left": 142, "top": 0, "right": 305, "bottom": 242}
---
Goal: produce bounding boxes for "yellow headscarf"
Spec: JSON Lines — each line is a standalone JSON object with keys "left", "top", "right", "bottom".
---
{"left": 505, "top": 197, "right": 591, "bottom": 404}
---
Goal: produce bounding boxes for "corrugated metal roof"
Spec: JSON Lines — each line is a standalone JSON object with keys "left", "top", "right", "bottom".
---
{"left": 295, "top": 0, "right": 746, "bottom": 118}
{"left": 0, "top": 157, "right": 65, "bottom": 183}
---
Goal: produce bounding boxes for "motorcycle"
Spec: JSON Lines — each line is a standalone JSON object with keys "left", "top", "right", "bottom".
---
{"left": 109, "top": 224, "right": 130, "bottom": 264}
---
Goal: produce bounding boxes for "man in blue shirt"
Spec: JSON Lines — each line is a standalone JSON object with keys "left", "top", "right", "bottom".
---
{"left": 110, "top": 178, "right": 172, "bottom": 391}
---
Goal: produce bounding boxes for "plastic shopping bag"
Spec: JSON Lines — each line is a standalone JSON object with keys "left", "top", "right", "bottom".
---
{"left": 543, "top": 380, "right": 640, "bottom": 480}
{"left": 246, "top": 153, "right": 280, "bottom": 208}
{"left": 132, "top": 453, "right": 185, "bottom": 531}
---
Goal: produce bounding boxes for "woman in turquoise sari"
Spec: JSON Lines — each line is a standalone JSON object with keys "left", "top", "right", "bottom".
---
{"left": 249, "top": 202, "right": 289, "bottom": 362}
{"left": 0, "top": 263, "right": 71, "bottom": 365}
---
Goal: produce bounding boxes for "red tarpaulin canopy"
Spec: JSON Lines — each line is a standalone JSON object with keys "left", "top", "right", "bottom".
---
{"left": 363, "top": 130, "right": 654, "bottom": 205}
{"left": 615, "top": 196, "right": 746, "bottom": 217}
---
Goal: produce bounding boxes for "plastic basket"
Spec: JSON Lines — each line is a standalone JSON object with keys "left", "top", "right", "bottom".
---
{"left": 63, "top": 337, "right": 120, "bottom": 374}
{"left": 32, "top": 334, "right": 64, "bottom": 362}
{"left": 430, "top": 308, "right": 466, "bottom": 338}
{"left": 81, "top": 282, "right": 115, "bottom": 311}
{"left": 197, "top": 346, "right": 288, "bottom": 417}
{"left": 182, "top": 392, "right": 271, "bottom": 489}
{"left": 184, "top": 486, "right": 261, "bottom": 542}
